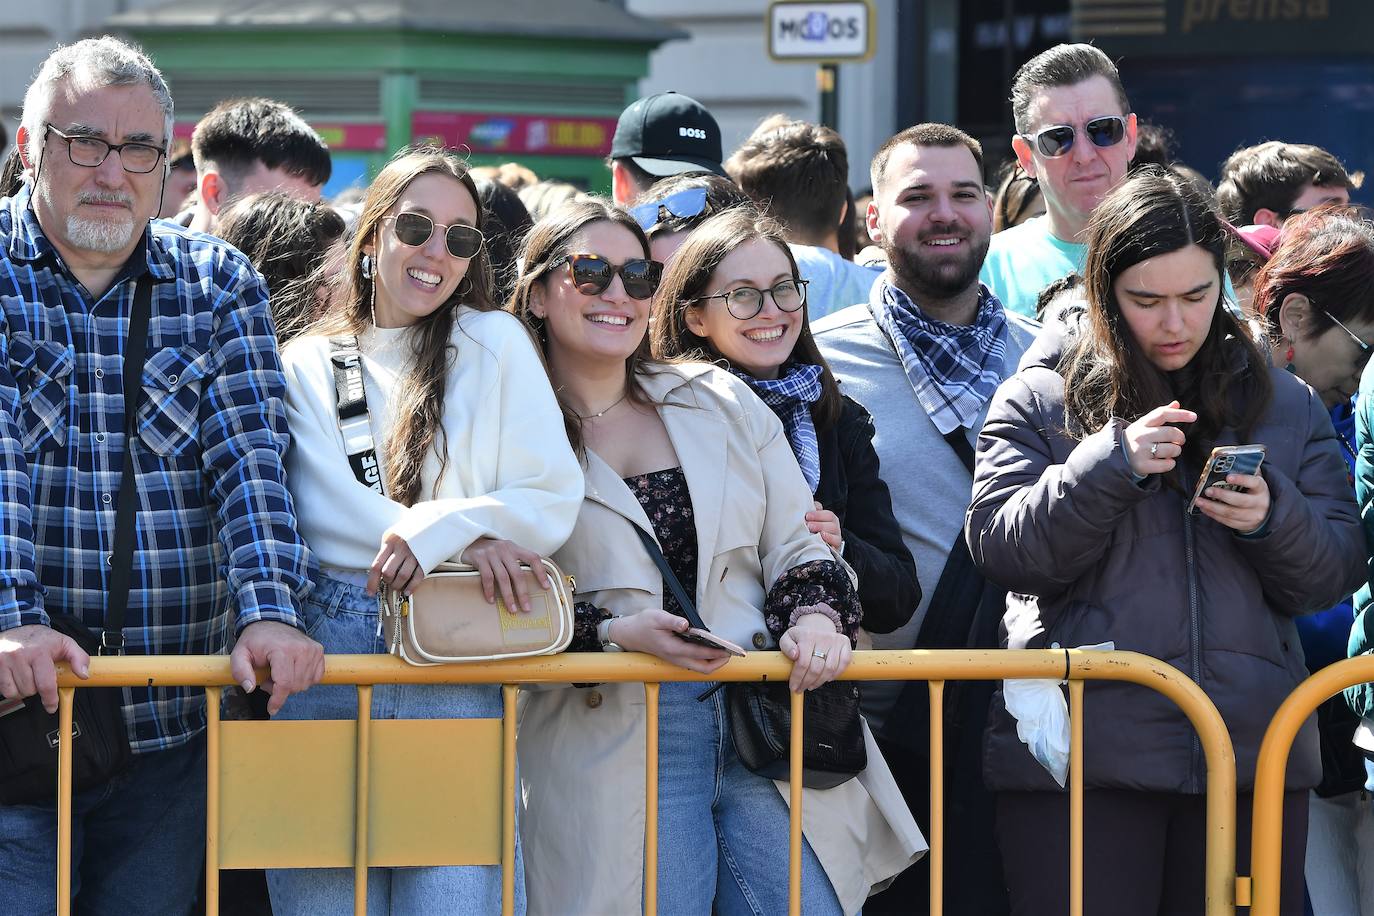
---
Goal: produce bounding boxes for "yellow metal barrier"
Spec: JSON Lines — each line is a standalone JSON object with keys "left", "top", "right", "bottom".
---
{"left": 1249, "top": 655, "right": 1374, "bottom": 915}
{"left": 47, "top": 648, "right": 1238, "bottom": 915}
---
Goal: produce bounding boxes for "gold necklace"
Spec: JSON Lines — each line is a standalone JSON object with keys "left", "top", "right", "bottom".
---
{"left": 575, "top": 390, "right": 629, "bottom": 420}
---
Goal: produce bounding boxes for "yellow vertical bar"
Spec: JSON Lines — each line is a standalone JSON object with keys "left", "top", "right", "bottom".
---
{"left": 501, "top": 685, "right": 517, "bottom": 916}
{"left": 644, "top": 682, "right": 660, "bottom": 916}
{"left": 928, "top": 680, "right": 945, "bottom": 916}
{"left": 56, "top": 686, "right": 75, "bottom": 916}
{"left": 205, "top": 686, "right": 222, "bottom": 916}
{"left": 1069, "top": 679, "right": 1085, "bottom": 916}
{"left": 354, "top": 685, "right": 372, "bottom": 916}
{"left": 789, "top": 689, "right": 804, "bottom": 916}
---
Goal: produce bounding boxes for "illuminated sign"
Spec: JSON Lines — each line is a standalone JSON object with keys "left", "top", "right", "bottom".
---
{"left": 411, "top": 112, "right": 618, "bottom": 157}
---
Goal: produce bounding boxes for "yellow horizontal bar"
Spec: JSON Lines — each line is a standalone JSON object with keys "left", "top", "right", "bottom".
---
{"left": 54, "top": 648, "right": 1175, "bottom": 689}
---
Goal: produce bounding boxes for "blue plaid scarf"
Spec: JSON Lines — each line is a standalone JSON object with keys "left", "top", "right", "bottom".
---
{"left": 731, "top": 363, "right": 823, "bottom": 493}
{"left": 868, "top": 280, "right": 1008, "bottom": 436}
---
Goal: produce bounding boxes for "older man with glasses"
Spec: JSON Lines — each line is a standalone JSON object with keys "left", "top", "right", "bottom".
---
{"left": 0, "top": 36, "right": 321, "bottom": 914}
{"left": 979, "top": 43, "right": 1139, "bottom": 318}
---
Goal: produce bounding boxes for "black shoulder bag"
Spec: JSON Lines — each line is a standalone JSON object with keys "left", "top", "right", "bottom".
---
{"left": 633, "top": 526, "right": 865, "bottom": 790}
{"left": 0, "top": 279, "right": 152, "bottom": 805}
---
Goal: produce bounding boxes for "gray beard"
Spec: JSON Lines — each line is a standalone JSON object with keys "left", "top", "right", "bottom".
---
{"left": 65, "top": 214, "right": 136, "bottom": 253}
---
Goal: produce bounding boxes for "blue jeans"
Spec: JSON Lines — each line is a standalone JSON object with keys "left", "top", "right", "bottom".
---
{"left": 266, "top": 573, "right": 525, "bottom": 916}
{"left": 656, "top": 681, "right": 843, "bottom": 916}
{"left": 0, "top": 732, "right": 207, "bottom": 916}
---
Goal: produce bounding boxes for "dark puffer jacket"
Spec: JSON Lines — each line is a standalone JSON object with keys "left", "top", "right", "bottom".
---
{"left": 966, "top": 325, "right": 1364, "bottom": 794}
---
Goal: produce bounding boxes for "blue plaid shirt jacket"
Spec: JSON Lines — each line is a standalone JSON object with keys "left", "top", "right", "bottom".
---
{"left": 0, "top": 188, "right": 314, "bottom": 753}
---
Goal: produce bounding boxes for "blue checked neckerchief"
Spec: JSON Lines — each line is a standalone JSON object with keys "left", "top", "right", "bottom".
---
{"left": 731, "top": 362, "right": 823, "bottom": 493}
{"left": 868, "top": 280, "right": 1008, "bottom": 436}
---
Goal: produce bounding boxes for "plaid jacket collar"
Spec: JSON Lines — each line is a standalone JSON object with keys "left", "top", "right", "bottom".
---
{"left": 4, "top": 185, "right": 175, "bottom": 285}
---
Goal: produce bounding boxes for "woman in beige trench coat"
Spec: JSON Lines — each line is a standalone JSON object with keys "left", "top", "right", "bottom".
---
{"left": 509, "top": 200, "right": 925, "bottom": 916}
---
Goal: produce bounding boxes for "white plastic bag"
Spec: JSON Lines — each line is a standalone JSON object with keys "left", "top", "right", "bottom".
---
{"left": 1003, "top": 642, "right": 1114, "bottom": 787}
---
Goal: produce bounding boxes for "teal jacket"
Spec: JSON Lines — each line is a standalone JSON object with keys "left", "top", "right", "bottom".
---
{"left": 1346, "top": 365, "right": 1374, "bottom": 717}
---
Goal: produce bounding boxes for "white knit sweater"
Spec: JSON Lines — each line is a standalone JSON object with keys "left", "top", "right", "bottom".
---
{"left": 281, "top": 307, "right": 583, "bottom": 575}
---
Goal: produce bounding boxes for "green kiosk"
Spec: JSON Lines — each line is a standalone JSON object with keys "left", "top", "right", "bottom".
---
{"left": 109, "top": 0, "right": 683, "bottom": 197}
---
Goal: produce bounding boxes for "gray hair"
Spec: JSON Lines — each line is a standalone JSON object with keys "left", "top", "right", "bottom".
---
{"left": 22, "top": 36, "right": 174, "bottom": 168}
{"left": 1009, "top": 43, "right": 1130, "bottom": 136}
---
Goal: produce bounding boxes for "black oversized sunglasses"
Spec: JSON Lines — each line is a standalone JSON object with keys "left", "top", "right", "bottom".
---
{"left": 551, "top": 253, "right": 663, "bottom": 300}
{"left": 1023, "top": 115, "right": 1129, "bottom": 159}
{"left": 383, "top": 212, "right": 484, "bottom": 259}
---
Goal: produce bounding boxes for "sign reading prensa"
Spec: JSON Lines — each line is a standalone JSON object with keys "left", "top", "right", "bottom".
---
{"left": 768, "top": 1, "right": 874, "bottom": 62}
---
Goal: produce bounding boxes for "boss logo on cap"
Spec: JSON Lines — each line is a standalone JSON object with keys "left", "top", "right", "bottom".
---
{"left": 679, "top": 127, "right": 707, "bottom": 140}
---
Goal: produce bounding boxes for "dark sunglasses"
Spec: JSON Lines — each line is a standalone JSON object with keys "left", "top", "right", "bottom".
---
{"left": 383, "top": 212, "right": 484, "bottom": 259}
{"left": 551, "top": 253, "right": 663, "bottom": 300}
{"left": 1023, "top": 116, "right": 1129, "bottom": 159}
{"left": 629, "top": 187, "right": 708, "bottom": 232}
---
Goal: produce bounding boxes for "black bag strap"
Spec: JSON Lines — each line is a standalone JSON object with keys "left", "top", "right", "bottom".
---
{"left": 101, "top": 278, "right": 153, "bottom": 655}
{"left": 943, "top": 426, "right": 976, "bottom": 474}
{"left": 632, "top": 525, "right": 707, "bottom": 631}
{"left": 328, "top": 335, "right": 385, "bottom": 494}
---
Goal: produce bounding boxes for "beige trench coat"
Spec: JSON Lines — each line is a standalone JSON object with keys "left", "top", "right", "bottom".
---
{"left": 518, "top": 364, "right": 925, "bottom": 915}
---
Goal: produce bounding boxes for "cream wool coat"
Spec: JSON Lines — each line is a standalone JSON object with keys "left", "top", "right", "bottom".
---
{"left": 518, "top": 363, "right": 925, "bottom": 916}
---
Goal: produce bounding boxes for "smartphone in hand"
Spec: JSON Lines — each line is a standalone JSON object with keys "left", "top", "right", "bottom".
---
{"left": 675, "top": 627, "right": 747, "bottom": 657}
{"left": 1187, "top": 444, "right": 1266, "bottom": 514}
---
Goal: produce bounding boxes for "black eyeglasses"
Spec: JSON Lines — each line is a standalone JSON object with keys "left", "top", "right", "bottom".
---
{"left": 551, "top": 253, "right": 663, "bottom": 300}
{"left": 45, "top": 124, "right": 165, "bottom": 174}
{"left": 696, "top": 279, "right": 808, "bottom": 320}
{"left": 383, "top": 212, "right": 484, "bottom": 259}
{"left": 1323, "top": 309, "right": 1372, "bottom": 357}
{"left": 630, "top": 187, "right": 708, "bottom": 232}
{"left": 1022, "top": 116, "right": 1129, "bottom": 159}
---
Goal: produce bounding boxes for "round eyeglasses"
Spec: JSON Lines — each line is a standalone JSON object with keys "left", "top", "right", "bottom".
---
{"left": 695, "top": 279, "right": 808, "bottom": 320}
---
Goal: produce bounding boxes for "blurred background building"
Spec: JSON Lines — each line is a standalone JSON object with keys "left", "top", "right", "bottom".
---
{"left": 0, "top": 0, "right": 1369, "bottom": 200}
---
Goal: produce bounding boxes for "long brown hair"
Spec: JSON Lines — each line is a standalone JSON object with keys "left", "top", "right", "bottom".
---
{"left": 649, "top": 208, "right": 842, "bottom": 430}
{"left": 506, "top": 198, "right": 661, "bottom": 456}
{"left": 1061, "top": 168, "right": 1272, "bottom": 473}
{"left": 309, "top": 146, "right": 497, "bottom": 507}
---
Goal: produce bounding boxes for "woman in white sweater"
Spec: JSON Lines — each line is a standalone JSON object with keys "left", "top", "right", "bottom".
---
{"left": 266, "top": 148, "right": 583, "bottom": 915}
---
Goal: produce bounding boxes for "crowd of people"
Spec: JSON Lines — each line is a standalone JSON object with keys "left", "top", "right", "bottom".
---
{"left": 1, "top": 32, "right": 1373, "bottom": 916}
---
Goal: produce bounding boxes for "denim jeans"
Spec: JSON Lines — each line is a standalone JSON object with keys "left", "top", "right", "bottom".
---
{"left": 265, "top": 573, "right": 525, "bottom": 916}
{"left": 655, "top": 680, "right": 843, "bottom": 916}
{"left": 1306, "top": 789, "right": 1374, "bottom": 915}
{"left": 0, "top": 731, "right": 207, "bottom": 916}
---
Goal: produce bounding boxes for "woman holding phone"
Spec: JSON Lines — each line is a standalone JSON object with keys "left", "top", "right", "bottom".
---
{"left": 510, "top": 200, "right": 923, "bottom": 916}
{"left": 966, "top": 168, "right": 1363, "bottom": 915}
{"left": 649, "top": 208, "right": 919, "bottom": 635}
{"left": 267, "top": 148, "right": 583, "bottom": 914}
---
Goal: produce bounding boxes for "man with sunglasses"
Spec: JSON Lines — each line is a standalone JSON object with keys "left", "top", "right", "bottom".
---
{"left": 980, "top": 43, "right": 1139, "bottom": 318}
{"left": 0, "top": 38, "right": 320, "bottom": 914}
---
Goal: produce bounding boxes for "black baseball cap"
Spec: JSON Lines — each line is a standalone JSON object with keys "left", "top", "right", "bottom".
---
{"left": 611, "top": 91, "right": 725, "bottom": 178}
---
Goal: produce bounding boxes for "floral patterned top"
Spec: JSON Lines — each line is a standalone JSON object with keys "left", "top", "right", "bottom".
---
{"left": 571, "top": 466, "right": 861, "bottom": 650}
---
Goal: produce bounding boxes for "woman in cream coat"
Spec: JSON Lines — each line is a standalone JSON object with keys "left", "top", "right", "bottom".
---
{"left": 510, "top": 200, "right": 923, "bottom": 916}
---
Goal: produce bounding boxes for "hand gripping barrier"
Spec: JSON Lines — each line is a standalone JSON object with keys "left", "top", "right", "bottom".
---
{"left": 45, "top": 649, "right": 1239, "bottom": 916}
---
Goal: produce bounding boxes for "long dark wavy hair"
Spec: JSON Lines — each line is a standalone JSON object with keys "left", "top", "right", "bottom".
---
{"left": 308, "top": 146, "right": 497, "bottom": 507}
{"left": 506, "top": 198, "right": 663, "bottom": 456}
{"left": 1061, "top": 168, "right": 1272, "bottom": 473}
{"left": 649, "top": 208, "right": 842, "bottom": 431}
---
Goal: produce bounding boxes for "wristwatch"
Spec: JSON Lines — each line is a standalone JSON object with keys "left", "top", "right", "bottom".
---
{"left": 597, "top": 616, "right": 624, "bottom": 652}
